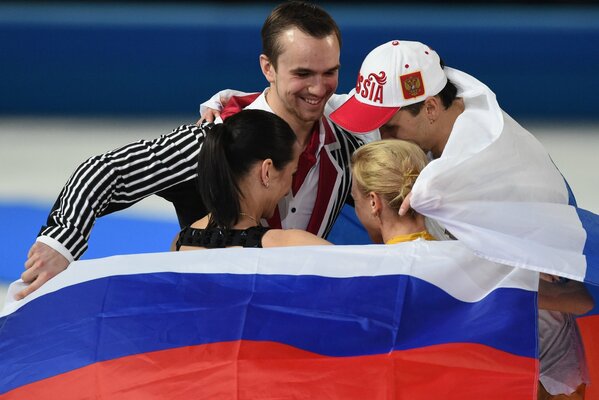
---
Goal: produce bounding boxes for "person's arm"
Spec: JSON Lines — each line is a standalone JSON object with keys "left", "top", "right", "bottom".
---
{"left": 197, "top": 89, "right": 251, "bottom": 124}
{"left": 169, "top": 231, "right": 181, "bottom": 252}
{"left": 326, "top": 91, "right": 381, "bottom": 144}
{"left": 200, "top": 90, "right": 354, "bottom": 124}
{"left": 263, "top": 229, "right": 333, "bottom": 247}
{"left": 18, "top": 124, "right": 207, "bottom": 300}
{"left": 538, "top": 273, "right": 595, "bottom": 315}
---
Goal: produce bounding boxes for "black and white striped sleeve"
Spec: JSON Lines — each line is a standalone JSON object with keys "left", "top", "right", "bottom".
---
{"left": 37, "top": 124, "right": 206, "bottom": 260}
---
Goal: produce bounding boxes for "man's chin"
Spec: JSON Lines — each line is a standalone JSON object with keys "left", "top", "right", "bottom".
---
{"left": 299, "top": 107, "right": 326, "bottom": 123}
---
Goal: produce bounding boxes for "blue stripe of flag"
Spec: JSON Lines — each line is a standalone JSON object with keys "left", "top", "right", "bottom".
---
{"left": 0, "top": 272, "right": 536, "bottom": 394}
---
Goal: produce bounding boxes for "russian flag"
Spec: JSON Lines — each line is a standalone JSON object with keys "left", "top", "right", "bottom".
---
{"left": 403, "top": 68, "right": 599, "bottom": 398}
{"left": 0, "top": 242, "right": 537, "bottom": 399}
{"left": 410, "top": 68, "right": 599, "bottom": 285}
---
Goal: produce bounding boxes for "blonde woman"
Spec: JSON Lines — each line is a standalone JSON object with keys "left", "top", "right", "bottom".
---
{"left": 352, "top": 140, "right": 593, "bottom": 400}
{"left": 350, "top": 139, "right": 435, "bottom": 245}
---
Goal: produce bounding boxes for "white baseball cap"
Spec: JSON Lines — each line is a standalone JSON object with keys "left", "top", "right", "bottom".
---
{"left": 330, "top": 40, "right": 448, "bottom": 133}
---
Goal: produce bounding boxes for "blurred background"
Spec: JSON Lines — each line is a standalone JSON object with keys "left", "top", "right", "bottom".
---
{"left": 1, "top": 1, "right": 599, "bottom": 304}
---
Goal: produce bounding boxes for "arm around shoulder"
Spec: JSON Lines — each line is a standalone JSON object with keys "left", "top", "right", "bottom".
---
{"left": 21, "top": 124, "right": 206, "bottom": 299}
{"left": 40, "top": 124, "right": 205, "bottom": 261}
{"left": 198, "top": 89, "right": 253, "bottom": 120}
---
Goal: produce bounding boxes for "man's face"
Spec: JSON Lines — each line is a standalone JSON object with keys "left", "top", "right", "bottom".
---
{"left": 263, "top": 28, "right": 340, "bottom": 128}
{"left": 379, "top": 108, "right": 433, "bottom": 155}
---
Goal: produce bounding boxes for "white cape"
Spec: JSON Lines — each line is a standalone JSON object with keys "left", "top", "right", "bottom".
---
{"left": 411, "top": 68, "right": 588, "bottom": 281}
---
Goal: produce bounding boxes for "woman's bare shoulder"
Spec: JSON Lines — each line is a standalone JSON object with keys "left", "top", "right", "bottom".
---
{"left": 262, "top": 229, "right": 332, "bottom": 248}
{"left": 190, "top": 216, "right": 210, "bottom": 229}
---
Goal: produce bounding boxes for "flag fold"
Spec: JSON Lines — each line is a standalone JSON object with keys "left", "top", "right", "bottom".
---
{"left": 1, "top": 242, "right": 537, "bottom": 399}
{"left": 411, "top": 67, "right": 599, "bottom": 284}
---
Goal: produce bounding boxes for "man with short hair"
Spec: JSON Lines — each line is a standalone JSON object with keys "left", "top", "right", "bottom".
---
{"left": 329, "top": 39, "right": 591, "bottom": 276}
{"left": 19, "top": 1, "right": 371, "bottom": 299}
{"left": 330, "top": 39, "right": 463, "bottom": 159}
{"left": 330, "top": 39, "right": 596, "bottom": 399}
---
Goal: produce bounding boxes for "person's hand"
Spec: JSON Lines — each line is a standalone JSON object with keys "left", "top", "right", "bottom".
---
{"left": 16, "top": 242, "right": 70, "bottom": 300}
{"left": 538, "top": 275, "right": 594, "bottom": 315}
{"left": 196, "top": 107, "right": 221, "bottom": 125}
{"left": 540, "top": 273, "right": 560, "bottom": 282}
{"left": 398, "top": 192, "right": 413, "bottom": 216}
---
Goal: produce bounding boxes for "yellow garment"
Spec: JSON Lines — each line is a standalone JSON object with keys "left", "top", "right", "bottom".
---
{"left": 385, "top": 231, "right": 435, "bottom": 244}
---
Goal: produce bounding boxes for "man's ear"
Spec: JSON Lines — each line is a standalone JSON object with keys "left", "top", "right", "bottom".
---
{"left": 260, "top": 54, "right": 276, "bottom": 84}
{"left": 260, "top": 158, "right": 274, "bottom": 188}
{"left": 424, "top": 96, "right": 442, "bottom": 122}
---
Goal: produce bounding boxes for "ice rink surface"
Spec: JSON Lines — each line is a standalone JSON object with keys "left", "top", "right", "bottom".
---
{"left": 1, "top": 117, "right": 598, "bottom": 306}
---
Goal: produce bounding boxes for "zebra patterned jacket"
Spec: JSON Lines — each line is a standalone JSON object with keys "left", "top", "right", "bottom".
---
{"left": 37, "top": 92, "right": 367, "bottom": 261}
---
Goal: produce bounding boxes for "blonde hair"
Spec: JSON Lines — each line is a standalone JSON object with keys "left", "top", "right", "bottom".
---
{"left": 351, "top": 140, "right": 429, "bottom": 213}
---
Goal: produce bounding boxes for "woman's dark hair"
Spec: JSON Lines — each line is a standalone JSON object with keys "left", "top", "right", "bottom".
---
{"left": 197, "top": 109, "right": 296, "bottom": 229}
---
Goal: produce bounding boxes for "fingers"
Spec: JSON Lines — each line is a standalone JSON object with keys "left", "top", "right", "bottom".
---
{"left": 25, "top": 242, "right": 44, "bottom": 270}
{"left": 27, "top": 241, "right": 42, "bottom": 259}
{"left": 21, "top": 260, "right": 39, "bottom": 283}
{"left": 18, "top": 260, "right": 48, "bottom": 300}
{"left": 24, "top": 252, "right": 36, "bottom": 270}
{"left": 17, "top": 261, "right": 64, "bottom": 300}
{"left": 19, "top": 242, "right": 70, "bottom": 300}
{"left": 539, "top": 273, "right": 556, "bottom": 282}
{"left": 398, "top": 192, "right": 413, "bottom": 216}
{"left": 24, "top": 243, "right": 43, "bottom": 272}
{"left": 15, "top": 275, "right": 47, "bottom": 301}
{"left": 196, "top": 108, "right": 221, "bottom": 125}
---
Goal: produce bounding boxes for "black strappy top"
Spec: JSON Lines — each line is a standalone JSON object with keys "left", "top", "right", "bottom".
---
{"left": 175, "top": 225, "right": 271, "bottom": 250}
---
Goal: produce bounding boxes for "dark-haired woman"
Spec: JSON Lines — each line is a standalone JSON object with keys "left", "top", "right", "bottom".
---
{"left": 175, "top": 109, "right": 330, "bottom": 250}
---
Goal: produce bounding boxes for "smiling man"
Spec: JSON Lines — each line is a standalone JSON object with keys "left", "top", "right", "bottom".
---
{"left": 259, "top": 23, "right": 340, "bottom": 143}
{"left": 20, "top": 1, "right": 371, "bottom": 299}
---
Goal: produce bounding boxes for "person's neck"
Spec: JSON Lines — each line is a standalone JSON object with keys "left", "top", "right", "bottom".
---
{"left": 234, "top": 197, "right": 263, "bottom": 229}
{"left": 235, "top": 212, "right": 261, "bottom": 229}
{"left": 431, "top": 97, "right": 465, "bottom": 159}
{"left": 380, "top": 213, "right": 428, "bottom": 244}
{"left": 293, "top": 122, "right": 317, "bottom": 150}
